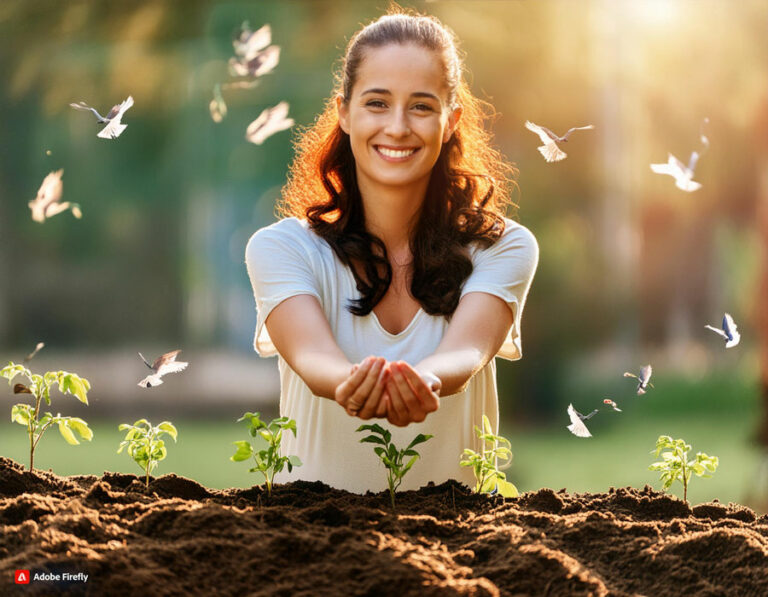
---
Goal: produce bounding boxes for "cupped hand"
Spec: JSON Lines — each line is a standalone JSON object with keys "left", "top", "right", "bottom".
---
{"left": 334, "top": 356, "right": 388, "bottom": 419}
{"left": 384, "top": 361, "right": 441, "bottom": 427}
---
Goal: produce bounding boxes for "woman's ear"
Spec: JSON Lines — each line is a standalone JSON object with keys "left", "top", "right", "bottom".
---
{"left": 336, "top": 94, "right": 350, "bottom": 134}
{"left": 442, "top": 104, "right": 463, "bottom": 144}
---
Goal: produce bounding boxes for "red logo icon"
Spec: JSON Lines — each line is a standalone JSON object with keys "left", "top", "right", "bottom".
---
{"left": 15, "top": 569, "right": 30, "bottom": 584}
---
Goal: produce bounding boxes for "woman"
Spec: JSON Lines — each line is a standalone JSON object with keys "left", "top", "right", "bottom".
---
{"left": 245, "top": 9, "right": 538, "bottom": 493}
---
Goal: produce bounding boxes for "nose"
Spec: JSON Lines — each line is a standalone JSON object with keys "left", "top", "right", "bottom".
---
{"left": 384, "top": 108, "right": 411, "bottom": 138}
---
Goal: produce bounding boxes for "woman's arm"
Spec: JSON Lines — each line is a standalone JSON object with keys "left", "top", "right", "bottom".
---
{"left": 264, "top": 294, "right": 389, "bottom": 413}
{"left": 414, "top": 291, "right": 514, "bottom": 395}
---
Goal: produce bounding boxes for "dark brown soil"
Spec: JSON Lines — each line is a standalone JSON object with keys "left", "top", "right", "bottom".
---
{"left": 1, "top": 456, "right": 767, "bottom": 596}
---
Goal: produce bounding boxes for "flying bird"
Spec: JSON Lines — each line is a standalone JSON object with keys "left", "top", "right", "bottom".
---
{"left": 603, "top": 399, "right": 622, "bottom": 412}
{"left": 245, "top": 102, "right": 294, "bottom": 145}
{"left": 567, "top": 403, "right": 598, "bottom": 438}
{"left": 650, "top": 117, "right": 709, "bottom": 192}
{"left": 28, "top": 170, "right": 82, "bottom": 223}
{"left": 69, "top": 95, "right": 134, "bottom": 139}
{"left": 23, "top": 342, "right": 45, "bottom": 363}
{"left": 624, "top": 364, "right": 654, "bottom": 395}
{"left": 137, "top": 350, "right": 188, "bottom": 388}
{"left": 525, "top": 120, "right": 594, "bottom": 162}
{"left": 233, "top": 22, "right": 271, "bottom": 60}
{"left": 705, "top": 313, "right": 740, "bottom": 348}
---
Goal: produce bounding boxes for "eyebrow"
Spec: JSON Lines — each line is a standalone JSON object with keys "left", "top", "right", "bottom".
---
{"left": 360, "top": 88, "right": 440, "bottom": 102}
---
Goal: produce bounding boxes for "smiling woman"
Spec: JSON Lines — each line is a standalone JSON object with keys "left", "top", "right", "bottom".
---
{"left": 245, "top": 7, "right": 538, "bottom": 493}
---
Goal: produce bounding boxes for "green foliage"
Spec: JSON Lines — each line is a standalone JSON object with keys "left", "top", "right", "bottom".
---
{"left": 460, "top": 414, "right": 518, "bottom": 498}
{"left": 357, "top": 423, "right": 433, "bottom": 510}
{"left": 1, "top": 361, "right": 92, "bottom": 471}
{"left": 118, "top": 419, "right": 178, "bottom": 489}
{"left": 230, "top": 412, "right": 301, "bottom": 498}
{"left": 649, "top": 435, "right": 719, "bottom": 503}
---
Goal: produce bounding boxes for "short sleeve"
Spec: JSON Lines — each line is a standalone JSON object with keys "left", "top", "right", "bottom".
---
{"left": 245, "top": 218, "right": 322, "bottom": 357}
{"left": 460, "top": 220, "right": 539, "bottom": 361}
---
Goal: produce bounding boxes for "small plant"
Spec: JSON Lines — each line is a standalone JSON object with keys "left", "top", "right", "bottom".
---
{"left": 357, "top": 423, "right": 433, "bottom": 510}
{"left": 649, "top": 435, "right": 719, "bottom": 503}
{"left": 460, "top": 414, "right": 518, "bottom": 497}
{"left": 118, "top": 419, "right": 178, "bottom": 489}
{"left": 231, "top": 412, "right": 302, "bottom": 498}
{"left": 1, "top": 361, "right": 92, "bottom": 471}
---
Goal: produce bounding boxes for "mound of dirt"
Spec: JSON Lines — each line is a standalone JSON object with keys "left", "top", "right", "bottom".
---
{"left": 1, "top": 456, "right": 767, "bottom": 596}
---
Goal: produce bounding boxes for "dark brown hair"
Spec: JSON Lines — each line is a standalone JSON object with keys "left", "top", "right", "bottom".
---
{"left": 278, "top": 8, "right": 517, "bottom": 317}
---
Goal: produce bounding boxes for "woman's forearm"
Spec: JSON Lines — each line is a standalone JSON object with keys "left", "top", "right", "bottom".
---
{"left": 291, "top": 350, "right": 353, "bottom": 401}
{"left": 414, "top": 347, "right": 486, "bottom": 396}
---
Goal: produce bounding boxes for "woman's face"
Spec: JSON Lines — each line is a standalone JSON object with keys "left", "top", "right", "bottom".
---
{"left": 337, "top": 43, "right": 461, "bottom": 197}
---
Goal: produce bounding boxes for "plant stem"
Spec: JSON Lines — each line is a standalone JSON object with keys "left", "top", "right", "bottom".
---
{"left": 28, "top": 393, "right": 44, "bottom": 471}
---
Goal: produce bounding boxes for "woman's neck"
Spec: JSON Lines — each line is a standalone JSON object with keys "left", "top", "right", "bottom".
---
{"left": 358, "top": 178, "right": 428, "bottom": 255}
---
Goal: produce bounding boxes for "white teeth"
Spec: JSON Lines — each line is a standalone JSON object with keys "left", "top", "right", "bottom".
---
{"left": 377, "top": 147, "right": 416, "bottom": 159}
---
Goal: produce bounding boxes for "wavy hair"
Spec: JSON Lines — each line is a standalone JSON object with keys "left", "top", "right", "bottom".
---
{"left": 277, "top": 8, "right": 517, "bottom": 318}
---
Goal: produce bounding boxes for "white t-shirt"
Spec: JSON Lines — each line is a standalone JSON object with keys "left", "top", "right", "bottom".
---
{"left": 245, "top": 216, "right": 538, "bottom": 493}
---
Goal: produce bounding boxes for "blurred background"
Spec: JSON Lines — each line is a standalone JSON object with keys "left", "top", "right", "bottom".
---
{"left": 1, "top": 0, "right": 767, "bottom": 509}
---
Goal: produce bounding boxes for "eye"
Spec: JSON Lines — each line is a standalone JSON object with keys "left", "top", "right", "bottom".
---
{"left": 365, "top": 99, "right": 387, "bottom": 109}
{"left": 412, "top": 103, "right": 434, "bottom": 112}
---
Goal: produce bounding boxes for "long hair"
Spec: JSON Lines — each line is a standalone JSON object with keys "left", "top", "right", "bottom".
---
{"left": 278, "top": 8, "right": 517, "bottom": 317}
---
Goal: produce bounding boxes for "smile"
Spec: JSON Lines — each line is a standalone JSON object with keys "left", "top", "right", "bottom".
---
{"left": 375, "top": 146, "right": 419, "bottom": 161}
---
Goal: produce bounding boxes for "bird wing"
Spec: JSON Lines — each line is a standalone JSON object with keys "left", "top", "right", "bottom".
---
{"left": 567, "top": 404, "right": 592, "bottom": 437}
{"left": 623, "top": 372, "right": 638, "bottom": 379}
{"left": 246, "top": 102, "right": 294, "bottom": 145}
{"left": 723, "top": 313, "right": 740, "bottom": 347}
{"left": 44, "top": 201, "right": 72, "bottom": 218}
{"left": 640, "top": 365, "right": 652, "bottom": 384}
{"left": 111, "top": 96, "right": 134, "bottom": 123}
{"left": 525, "top": 120, "right": 557, "bottom": 144}
{"left": 537, "top": 143, "right": 567, "bottom": 163}
{"left": 687, "top": 150, "right": 700, "bottom": 173}
{"left": 69, "top": 102, "right": 106, "bottom": 121}
{"left": 582, "top": 409, "right": 599, "bottom": 421}
{"left": 153, "top": 349, "right": 182, "bottom": 370}
{"left": 562, "top": 124, "right": 595, "bottom": 140}
{"left": 97, "top": 122, "right": 127, "bottom": 139}
{"left": 157, "top": 361, "right": 188, "bottom": 376}
{"left": 235, "top": 23, "right": 271, "bottom": 59}
{"left": 705, "top": 324, "right": 728, "bottom": 339}
{"left": 138, "top": 352, "right": 154, "bottom": 370}
{"left": 247, "top": 45, "right": 280, "bottom": 77}
{"left": 675, "top": 177, "right": 701, "bottom": 192}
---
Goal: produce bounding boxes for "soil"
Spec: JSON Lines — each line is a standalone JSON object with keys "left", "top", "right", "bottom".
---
{"left": 1, "top": 457, "right": 767, "bottom": 596}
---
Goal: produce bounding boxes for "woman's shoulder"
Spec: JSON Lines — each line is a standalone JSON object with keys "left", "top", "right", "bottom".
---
{"left": 245, "top": 217, "right": 320, "bottom": 257}
{"left": 471, "top": 217, "right": 538, "bottom": 260}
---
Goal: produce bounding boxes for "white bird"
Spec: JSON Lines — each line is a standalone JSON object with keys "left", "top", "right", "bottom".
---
{"left": 246, "top": 102, "right": 294, "bottom": 145}
{"left": 69, "top": 95, "right": 134, "bottom": 139}
{"left": 28, "top": 170, "right": 82, "bottom": 223}
{"left": 650, "top": 153, "right": 702, "bottom": 192}
{"left": 137, "top": 350, "right": 188, "bottom": 388}
{"left": 705, "top": 313, "right": 740, "bottom": 348}
{"left": 567, "top": 403, "right": 598, "bottom": 438}
{"left": 603, "top": 399, "right": 622, "bottom": 412}
{"left": 624, "top": 364, "right": 654, "bottom": 395}
{"left": 209, "top": 84, "right": 227, "bottom": 123}
{"left": 525, "top": 120, "right": 594, "bottom": 162}
{"left": 23, "top": 342, "right": 45, "bottom": 363}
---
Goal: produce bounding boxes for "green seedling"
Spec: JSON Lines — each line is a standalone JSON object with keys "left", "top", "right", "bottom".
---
{"left": 649, "top": 435, "right": 719, "bottom": 503}
{"left": 231, "top": 412, "right": 301, "bottom": 498}
{"left": 460, "top": 414, "right": 518, "bottom": 497}
{"left": 118, "top": 419, "right": 178, "bottom": 489}
{"left": 357, "top": 423, "right": 433, "bottom": 510}
{"left": 1, "top": 361, "right": 92, "bottom": 471}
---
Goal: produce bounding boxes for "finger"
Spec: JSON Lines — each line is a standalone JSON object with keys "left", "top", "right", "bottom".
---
{"left": 400, "top": 364, "right": 439, "bottom": 413}
{"left": 348, "top": 357, "right": 385, "bottom": 412}
{"left": 375, "top": 393, "right": 389, "bottom": 418}
{"left": 357, "top": 362, "right": 389, "bottom": 419}
{"left": 386, "top": 371, "right": 409, "bottom": 422}
{"left": 390, "top": 362, "right": 426, "bottom": 422}
{"left": 335, "top": 357, "right": 375, "bottom": 407}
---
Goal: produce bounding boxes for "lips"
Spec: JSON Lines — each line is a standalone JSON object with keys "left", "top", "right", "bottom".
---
{"left": 375, "top": 145, "right": 420, "bottom": 161}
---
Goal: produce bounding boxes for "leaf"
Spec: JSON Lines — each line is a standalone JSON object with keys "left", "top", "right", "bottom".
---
{"left": 288, "top": 455, "right": 302, "bottom": 467}
{"left": 58, "top": 420, "right": 80, "bottom": 445}
{"left": 406, "top": 433, "right": 433, "bottom": 451}
{"left": 59, "top": 373, "right": 90, "bottom": 405}
{"left": 158, "top": 421, "right": 178, "bottom": 441}
{"left": 496, "top": 478, "right": 519, "bottom": 497}
{"left": 231, "top": 441, "right": 254, "bottom": 462}
{"left": 66, "top": 417, "right": 93, "bottom": 441}
{"left": 360, "top": 435, "right": 387, "bottom": 446}
{"left": 11, "top": 404, "right": 30, "bottom": 426}
{"left": 1, "top": 363, "right": 31, "bottom": 384}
